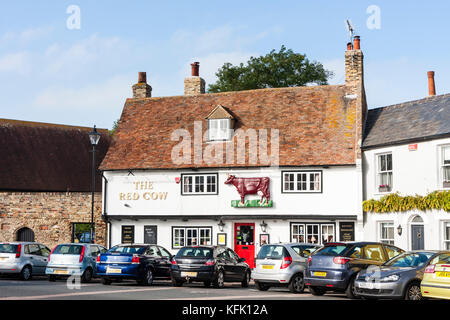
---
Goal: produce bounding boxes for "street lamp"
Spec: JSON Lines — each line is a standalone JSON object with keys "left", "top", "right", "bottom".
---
{"left": 218, "top": 219, "right": 225, "bottom": 232}
{"left": 89, "top": 125, "right": 101, "bottom": 243}
{"left": 260, "top": 221, "right": 268, "bottom": 233}
{"left": 397, "top": 224, "right": 403, "bottom": 236}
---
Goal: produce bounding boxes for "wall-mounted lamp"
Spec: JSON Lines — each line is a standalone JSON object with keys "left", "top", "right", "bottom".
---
{"left": 218, "top": 219, "right": 225, "bottom": 232}
{"left": 260, "top": 220, "right": 268, "bottom": 233}
{"left": 397, "top": 224, "right": 402, "bottom": 236}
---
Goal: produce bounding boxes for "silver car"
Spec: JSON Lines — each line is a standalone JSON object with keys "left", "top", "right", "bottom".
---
{"left": 0, "top": 242, "right": 51, "bottom": 280}
{"left": 354, "top": 250, "right": 439, "bottom": 300}
{"left": 252, "top": 243, "right": 321, "bottom": 293}
{"left": 46, "top": 243, "right": 107, "bottom": 283}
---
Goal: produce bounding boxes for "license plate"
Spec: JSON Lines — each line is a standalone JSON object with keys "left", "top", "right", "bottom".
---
{"left": 436, "top": 272, "right": 450, "bottom": 278}
{"left": 0, "top": 257, "right": 8, "bottom": 261}
{"left": 357, "top": 282, "right": 380, "bottom": 289}
{"left": 181, "top": 272, "right": 197, "bottom": 277}
{"left": 262, "top": 265, "right": 274, "bottom": 270}
{"left": 54, "top": 270, "right": 69, "bottom": 275}
{"left": 313, "top": 272, "right": 327, "bottom": 277}
{"left": 106, "top": 267, "right": 122, "bottom": 274}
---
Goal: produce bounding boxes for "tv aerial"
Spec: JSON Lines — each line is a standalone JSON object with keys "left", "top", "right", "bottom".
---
{"left": 346, "top": 19, "right": 355, "bottom": 43}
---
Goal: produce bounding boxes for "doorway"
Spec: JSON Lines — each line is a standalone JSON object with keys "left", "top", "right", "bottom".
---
{"left": 16, "top": 227, "right": 35, "bottom": 242}
{"left": 410, "top": 216, "right": 424, "bottom": 250}
{"left": 234, "top": 223, "right": 255, "bottom": 269}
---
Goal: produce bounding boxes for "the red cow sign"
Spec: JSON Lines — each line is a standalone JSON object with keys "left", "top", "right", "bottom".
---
{"left": 224, "top": 175, "right": 270, "bottom": 205}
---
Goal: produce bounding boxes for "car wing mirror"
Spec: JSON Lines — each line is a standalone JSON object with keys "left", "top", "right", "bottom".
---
{"left": 238, "top": 257, "right": 246, "bottom": 263}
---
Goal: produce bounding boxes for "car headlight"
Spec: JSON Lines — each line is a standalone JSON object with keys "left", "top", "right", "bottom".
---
{"left": 380, "top": 274, "right": 400, "bottom": 282}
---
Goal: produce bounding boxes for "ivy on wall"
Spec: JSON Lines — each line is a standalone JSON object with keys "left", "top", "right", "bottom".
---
{"left": 363, "top": 191, "right": 450, "bottom": 213}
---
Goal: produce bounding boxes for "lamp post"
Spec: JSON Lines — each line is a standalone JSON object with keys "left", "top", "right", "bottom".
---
{"left": 89, "top": 126, "right": 101, "bottom": 243}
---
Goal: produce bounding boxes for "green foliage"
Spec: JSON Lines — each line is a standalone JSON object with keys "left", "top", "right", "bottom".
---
{"left": 109, "top": 119, "right": 119, "bottom": 137}
{"left": 207, "top": 45, "right": 333, "bottom": 93}
{"left": 363, "top": 191, "right": 450, "bottom": 213}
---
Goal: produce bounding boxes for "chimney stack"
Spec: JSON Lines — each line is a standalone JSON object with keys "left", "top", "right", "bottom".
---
{"left": 427, "top": 71, "right": 436, "bottom": 96}
{"left": 132, "top": 72, "right": 152, "bottom": 98}
{"left": 184, "top": 62, "right": 205, "bottom": 95}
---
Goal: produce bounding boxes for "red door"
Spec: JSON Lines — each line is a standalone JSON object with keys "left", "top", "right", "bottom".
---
{"left": 234, "top": 223, "right": 255, "bottom": 269}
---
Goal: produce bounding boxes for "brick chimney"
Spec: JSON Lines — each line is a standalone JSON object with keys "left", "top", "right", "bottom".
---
{"left": 184, "top": 62, "right": 205, "bottom": 95}
{"left": 427, "top": 71, "right": 436, "bottom": 96}
{"left": 132, "top": 72, "right": 152, "bottom": 98}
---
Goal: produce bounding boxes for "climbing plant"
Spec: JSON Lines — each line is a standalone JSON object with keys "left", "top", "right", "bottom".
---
{"left": 363, "top": 191, "right": 450, "bottom": 213}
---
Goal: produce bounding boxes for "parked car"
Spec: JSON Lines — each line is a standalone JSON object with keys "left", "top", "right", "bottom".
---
{"left": 46, "top": 243, "right": 107, "bottom": 282}
{"left": 170, "top": 245, "right": 251, "bottom": 288}
{"left": 355, "top": 250, "right": 439, "bottom": 300}
{"left": 97, "top": 244, "right": 173, "bottom": 285}
{"left": 252, "top": 243, "right": 321, "bottom": 293}
{"left": 0, "top": 242, "right": 51, "bottom": 280}
{"left": 304, "top": 241, "right": 404, "bottom": 298}
{"left": 421, "top": 251, "right": 450, "bottom": 300}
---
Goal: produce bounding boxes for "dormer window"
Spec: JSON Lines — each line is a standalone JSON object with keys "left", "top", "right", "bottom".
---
{"left": 206, "top": 105, "right": 235, "bottom": 142}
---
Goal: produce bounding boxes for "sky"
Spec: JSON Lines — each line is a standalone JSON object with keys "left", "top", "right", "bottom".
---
{"left": 0, "top": 1, "right": 449, "bottom": 129}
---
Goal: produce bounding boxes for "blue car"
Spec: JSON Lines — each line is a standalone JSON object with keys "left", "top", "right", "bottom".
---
{"left": 97, "top": 244, "right": 173, "bottom": 285}
{"left": 304, "top": 242, "right": 404, "bottom": 298}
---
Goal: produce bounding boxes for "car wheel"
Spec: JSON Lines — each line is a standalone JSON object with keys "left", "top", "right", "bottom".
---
{"left": 213, "top": 270, "right": 225, "bottom": 288}
{"left": 203, "top": 281, "right": 211, "bottom": 287}
{"left": 255, "top": 281, "right": 270, "bottom": 291}
{"left": 345, "top": 276, "right": 360, "bottom": 299}
{"left": 141, "top": 268, "right": 154, "bottom": 286}
{"left": 101, "top": 277, "right": 112, "bottom": 285}
{"left": 48, "top": 275, "right": 56, "bottom": 282}
{"left": 172, "top": 278, "right": 183, "bottom": 287}
{"left": 20, "top": 265, "right": 32, "bottom": 281}
{"left": 241, "top": 271, "right": 251, "bottom": 288}
{"left": 405, "top": 282, "right": 422, "bottom": 300}
{"left": 81, "top": 268, "right": 93, "bottom": 283}
{"left": 308, "top": 286, "right": 326, "bottom": 296}
{"left": 288, "top": 273, "right": 305, "bottom": 293}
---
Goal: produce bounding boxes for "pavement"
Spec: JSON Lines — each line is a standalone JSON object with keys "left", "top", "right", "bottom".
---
{"left": 0, "top": 276, "right": 348, "bottom": 300}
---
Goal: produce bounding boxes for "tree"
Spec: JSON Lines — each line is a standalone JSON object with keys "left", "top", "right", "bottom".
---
{"left": 207, "top": 45, "right": 333, "bottom": 93}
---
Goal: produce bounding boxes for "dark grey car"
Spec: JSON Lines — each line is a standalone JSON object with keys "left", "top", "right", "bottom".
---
{"left": 354, "top": 250, "right": 439, "bottom": 300}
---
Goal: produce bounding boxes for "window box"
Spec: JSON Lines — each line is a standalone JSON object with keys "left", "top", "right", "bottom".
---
{"left": 378, "top": 184, "right": 391, "bottom": 193}
{"left": 443, "top": 181, "right": 450, "bottom": 189}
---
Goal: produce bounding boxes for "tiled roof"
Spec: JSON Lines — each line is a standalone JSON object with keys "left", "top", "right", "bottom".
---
{"left": 100, "top": 85, "right": 359, "bottom": 170}
{"left": 363, "top": 93, "right": 450, "bottom": 148}
{"left": 0, "top": 119, "right": 111, "bottom": 192}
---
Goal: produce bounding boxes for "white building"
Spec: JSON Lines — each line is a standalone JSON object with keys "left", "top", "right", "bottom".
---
{"left": 362, "top": 76, "right": 450, "bottom": 251}
{"left": 99, "top": 37, "right": 368, "bottom": 267}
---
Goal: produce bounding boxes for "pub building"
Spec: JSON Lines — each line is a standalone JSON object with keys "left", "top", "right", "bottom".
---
{"left": 100, "top": 38, "right": 367, "bottom": 267}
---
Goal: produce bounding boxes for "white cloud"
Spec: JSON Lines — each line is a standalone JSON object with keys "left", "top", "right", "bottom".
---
{"left": 0, "top": 51, "right": 31, "bottom": 74}
{"left": 322, "top": 58, "right": 345, "bottom": 85}
{"left": 1, "top": 26, "right": 53, "bottom": 44}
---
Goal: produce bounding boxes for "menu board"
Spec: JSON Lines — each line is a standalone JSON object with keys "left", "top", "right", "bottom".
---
{"left": 144, "top": 225, "right": 157, "bottom": 244}
{"left": 339, "top": 222, "right": 355, "bottom": 242}
{"left": 121, "top": 225, "right": 135, "bottom": 244}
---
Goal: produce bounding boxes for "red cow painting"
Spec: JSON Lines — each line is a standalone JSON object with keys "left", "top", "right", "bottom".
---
{"left": 224, "top": 175, "right": 270, "bottom": 205}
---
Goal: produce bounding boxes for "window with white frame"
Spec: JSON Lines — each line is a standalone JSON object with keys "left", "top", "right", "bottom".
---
{"left": 321, "top": 224, "right": 335, "bottom": 244}
{"left": 208, "top": 119, "right": 231, "bottom": 141}
{"left": 282, "top": 171, "right": 322, "bottom": 193}
{"left": 441, "top": 146, "right": 450, "bottom": 188}
{"left": 380, "top": 222, "right": 395, "bottom": 245}
{"left": 181, "top": 174, "right": 218, "bottom": 195}
{"left": 444, "top": 222, "right": 450, "bottom": 250}
{"left": 306, "top": 224, "right": 319, "bottom": 244}
{"left": 172, "top": 227, "right": 212, "bottom": 249}
{"left": 377, "top": 153, "right": 392, "bottom": 193}
{"left": 291, "top": 224, "right": 305, "bottom": 243}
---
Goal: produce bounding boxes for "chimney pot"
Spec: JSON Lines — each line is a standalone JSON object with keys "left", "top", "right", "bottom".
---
{"left": 427, "top": 71, "right": 436, "bottom": 96}
{"left": 191, "top": 62, "right": 200, "bottom": 76}
{"left": 138, "top": 72, "right": 147, "bottom": 83}
{"left": 347, "top": 42, "right": 353, "bottom": 51}
{"left": 353, "top": 36, "right": 360, "bottom": 50}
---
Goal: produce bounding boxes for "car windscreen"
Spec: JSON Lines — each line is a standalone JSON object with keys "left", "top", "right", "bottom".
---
{"left": 176, "top": 247, "right": 213, "bottom": 259}
{"left": 291, "top": 245, "right": 319, "bottom": 256}
{"left": 0, "top": 244, "right": 18, "bottom": 253}
{"left": 108, "top": 245, "right": 146, "bottom": 254}
{"left": 314, "top": 244, "right": 348, "bottom": 256}
{"left": 384, "top": 252, "right": 434, "bottom": 267}
{"left": 53, "top": 245, "right": 83, "bottom": 255}
{"left": 257, "top": 245, "right": 288, "bottom": 260}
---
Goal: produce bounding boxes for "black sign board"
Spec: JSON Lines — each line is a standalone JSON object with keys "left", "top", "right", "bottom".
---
{"left": 121, "top": 225, "right": 135, "bottom": 244}
{"left": 144, "top": 225, "right": 157, "bottom": 244}
{"left": 339, "top": 222, "right": 355, "bottom": 242}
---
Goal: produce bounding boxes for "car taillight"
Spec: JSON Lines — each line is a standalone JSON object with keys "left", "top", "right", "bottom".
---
{"left": 205, "top": 259, "right": 215, "bottom": 266}
{"left": 97, "top": 255, "right": 101, "bottom": 264}
{"left": 15, "top": 244, "right": 21, "bottom": 258}
{"left": 425, "top": 264, "right": 435, "bottom": 273}
{"left": 131, "top": 255, "right": 140, "bottom": 264}
{"left": 48, "top": 246, "right": 57, "bottom": 262}
{"left": 333, "top": 256, "right": 351, "bottom": 265}
{"left": 171, "top": 259, "right": 177, "bottom": 265}
{"left": 79, "top": 246, "right": 85, "bottom": 263}
{"left": 307, "top": 256, "right": 312, "bottom": 266}
{"left": 280, "top": 256, "right": 292, "bottom": 269}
